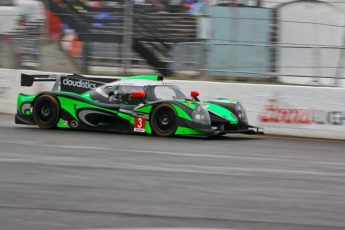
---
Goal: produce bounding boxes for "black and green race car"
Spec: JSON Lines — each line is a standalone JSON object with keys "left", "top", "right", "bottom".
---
{"left": 15, "top": 74, "right": 263, "bottom": 137}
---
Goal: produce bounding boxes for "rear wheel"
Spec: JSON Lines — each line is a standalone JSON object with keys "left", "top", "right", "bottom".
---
{"left": 151, "top": 103, "right": 178, "bottom": 137}
{"left": 32, "top": 94, "right": 60, "bottom": 129}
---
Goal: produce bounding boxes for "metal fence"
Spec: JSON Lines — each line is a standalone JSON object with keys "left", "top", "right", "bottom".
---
{"left": 4, "top": 30, "right": 345, "bottom": 87}
{"left": 170, "top": 42, "right": 208, "bottom": 77}
{"left": 11, "top": 37, "right": 40, "bottom": 68}
{"left": 1, "top": 1, "right": 345, "bottom": 87}
{"left": 0, "top": 35, "right": 157, "bottom": 75}
{"left": 277, "top": 45, "right": 345, "bottom": 87}
{"left": 171, "top": 42, "right": 345, "bottom": 86}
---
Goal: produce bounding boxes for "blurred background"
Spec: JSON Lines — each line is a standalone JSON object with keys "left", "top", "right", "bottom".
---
{"left": 1, "top": 2, "right": 345, "bottom": 230}
{"left": 1, "top": 0, "right": 345, "bottom": 86}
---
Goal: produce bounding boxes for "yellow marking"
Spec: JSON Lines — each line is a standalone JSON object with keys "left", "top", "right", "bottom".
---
{"left": 186, "top": 101, "right": 192, "bottom": 107}
{"left": 0, "top": 114, "right": 13, "bottom": 118}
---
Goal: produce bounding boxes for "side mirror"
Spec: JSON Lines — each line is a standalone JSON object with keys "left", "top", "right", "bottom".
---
{"left": 191, "top": 91, "right": 199, "bottom": 97}
{"left": 131, "top": 91, "right": 146, "bottom": 99}
{"left": 191, "top": 90, "right": 200, "bottom": 101}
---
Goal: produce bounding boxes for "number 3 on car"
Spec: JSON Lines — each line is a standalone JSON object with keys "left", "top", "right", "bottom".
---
{"left": 134, "top": 117, "right": 146, "bottom": 133}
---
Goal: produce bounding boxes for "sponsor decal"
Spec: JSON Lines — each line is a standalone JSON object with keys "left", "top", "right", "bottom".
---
{"left": 134, "top": 117, "right": 146, "bottom": 132}
{"left": 314, "top": 110, "right": 345, "bottom": 126}
{"left": 186, "top": 101, "right": 192, "bottom": 107}
{"left": 62, "top": 78, "right": 96, "bottom": 89}
{"left": 258, "top": 99, "right": 313, "bottom": 124}
{"left": 259, "top": 99, "right": 345, "bottom": 126}
{"left": 70, "top": 120, "right": 79, "bottom": 128}
{"left": 0, "top": 86, "right": 9, "bottom": 99}
{"left": 62, "top": 120, "right": 68, "bottom": 125}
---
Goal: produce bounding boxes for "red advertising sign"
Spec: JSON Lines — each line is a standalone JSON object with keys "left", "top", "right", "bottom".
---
{"left": 258, "top": 99, "right": 314, "bottom": 124}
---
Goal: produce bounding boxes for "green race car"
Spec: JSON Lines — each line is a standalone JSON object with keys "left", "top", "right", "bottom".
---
{"left": 15, "top": 74, "right": 263, "bottom": 137}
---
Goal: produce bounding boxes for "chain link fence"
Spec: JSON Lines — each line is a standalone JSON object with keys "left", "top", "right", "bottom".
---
{"left": 170, "top": 42, "right": 208, "bottom": 77}
{"left": 171, "top": 42, "right": 345, "bottom": 85}
{"left": 4, "top": 25, "right": 345, "bottom": 86}
{"left": 277, "top": 45, "right": 345, "bottom": 86}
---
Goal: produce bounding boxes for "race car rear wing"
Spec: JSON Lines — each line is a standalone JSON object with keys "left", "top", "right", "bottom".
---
{"left": 21, "top": 73, "right": 58, "bottom": 87}
{"left": 21, "top": 73, "right": 119, "bottom": 94}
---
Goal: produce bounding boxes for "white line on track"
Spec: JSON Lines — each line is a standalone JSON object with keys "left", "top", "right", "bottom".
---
{"left": 0, "top": 141, "right": 281, "bottom": 161}
{"left": 310, "top": 162, "right": 345, "bottom": 165}
{"left": 119, "top": 149, "right": 279, "bottom": 161}
{"left": 41, "top": 144, "right": 111, "bottom": 150}
{"left": 38, "top": 144, "right": 279, "bottom": 161}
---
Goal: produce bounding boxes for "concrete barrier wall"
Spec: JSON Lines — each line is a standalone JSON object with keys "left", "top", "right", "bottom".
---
{"left": 1, "top": 69, "right": 345, "bottom": 139}
{"left": 0, "top": 69, "right": 54, "bottom": 114}
{"left": 174, "top": 81, "right": 345, "bottom": 140}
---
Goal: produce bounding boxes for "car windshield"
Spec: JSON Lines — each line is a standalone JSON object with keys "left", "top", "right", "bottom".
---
{"left": 117, "top": 86, "right": 145, "bottom": 94}
{"left": 150, "top": 85, "right": 187, "bottom": 101}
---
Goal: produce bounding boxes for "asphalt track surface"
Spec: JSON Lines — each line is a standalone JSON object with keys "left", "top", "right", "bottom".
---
{"left": 1, "top": 116, "right": 345, "bottom": 230}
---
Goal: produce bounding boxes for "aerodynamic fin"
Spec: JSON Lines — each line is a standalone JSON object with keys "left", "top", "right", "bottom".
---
{"left": 21, "top": 74, "right": 57, "bottom": 87}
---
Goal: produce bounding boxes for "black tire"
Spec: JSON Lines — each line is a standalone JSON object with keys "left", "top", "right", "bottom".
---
{"left": 32, "top": 94, "right": 60, "bottom": 129}
{"left": 151, "top": 103, "right": 178, "bottom": 137}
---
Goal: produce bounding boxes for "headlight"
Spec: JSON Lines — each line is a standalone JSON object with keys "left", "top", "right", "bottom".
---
{"left": 236, "top": 103, "right": 242, "bottom": 111}
{"left": 236, "top": 102, "right": 248, "bottom": 123}
{"left": 192, "top": 104, "right": 211, "bottom": 125}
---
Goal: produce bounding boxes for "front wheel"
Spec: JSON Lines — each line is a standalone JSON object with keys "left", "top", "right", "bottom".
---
{"left": 32, "top": 94, "right": 60, "bottom": 129}
{"left": 151, "top": 103, "right": 178, "bottom": 137}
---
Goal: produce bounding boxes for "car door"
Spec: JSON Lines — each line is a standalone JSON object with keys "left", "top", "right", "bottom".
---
{"left": 99, "top": 85, "right": 145, "bottom": 132}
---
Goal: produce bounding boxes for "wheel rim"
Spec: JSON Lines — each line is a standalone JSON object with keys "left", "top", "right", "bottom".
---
{"left": 35, "top": 99, "right": 55, "bottom": 124}
{"left": 154, "top": 107, "right": 176, "bottom": 133}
